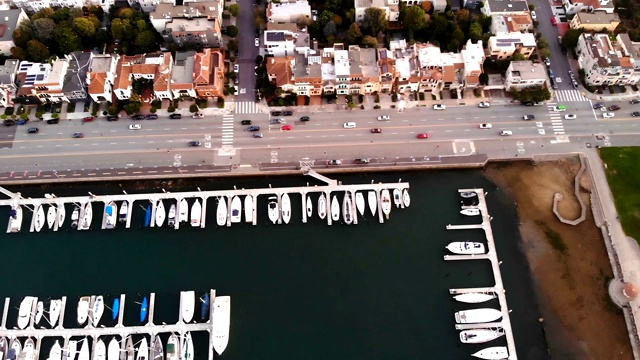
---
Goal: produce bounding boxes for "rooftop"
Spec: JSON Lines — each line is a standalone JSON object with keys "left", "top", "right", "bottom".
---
{"left": 172, "top": 51, "right": 196, "bottom": 84}
{"left": 508, "top": 60, "right": 547, "bottom": 80}
{"left": 490, "top": 32, "right": 537, "bottom": 48}
{"left": 0, "top": 59, "right": 17, "bottom": 85}
{"left": 150, "top": 2, "right": 219, "bottom": 20}
{"left": 485, "top": 0, "right": 529, "bottom": 13}
{"left": 63, "top": 51, "right": 92, "bottom": 93}
{"left": 573, "top": 11, "right": 620, "bottom": 25}
{"left": 0, "top": 9, "right": 25, "bottom": 42}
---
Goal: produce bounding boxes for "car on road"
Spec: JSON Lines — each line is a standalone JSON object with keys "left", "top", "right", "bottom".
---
{"left": 417, "top": 133, "right": 430, "bottom": 139}
{"left": 188, "top": 141, "right": 201, "bottom": 147}
{"left": 132, "top": 115, "right": 145, "bottom": 120}
{"left": 478, "top": 102, "right": 490, "bottom": 108}
{"left": 530, "top": 10, "right": 537, "bottom": 20}
{"left": 630, "top": 99, "right": 640, "bottom": 104}
{"left": 326, "top": 159, "right": 342, "bottom": 165}
{"left": 300, "top": 116, "right": 310, "bottom": 121}
{"left": 270, "top": 111, "right": 282, "bottom": 116}
{"left": 241, "top": 120, "right": 253, "bottom": 125}
{"left": 107, "top": 115, "right": 118, "bottom": 121}
{"left": 269, "top": 118, "right": 283, "bottom": 124}
{"left": 343, "top": 122, "right": 356, "bottom": 128}
{"left": 377, "top": 115, "right": 391, "bottom": 121}
{"left": 46, "top": 119, "right": 59, "bottom": 124}
{"left": 553, "top": 105, "right": 566, "bottom": 112}
{"left": 281, "top": 125, "right": 292, "bottom": 131}
{"left": 371, "top": 128, "right": 382, "bottom": 133}
{"left": 17, "top": 119, "right": 27, "bottom": 125}
{"left": 73, "top": 132, "right": 84, "bottom": 138}
{"left": 282, "top": 110, "right": 293, "bottom": 116}
{"left": 233, "top": 64, "right": 239, "bottom": 73}
{"left": 145, "top": 114, "right": 158, "bottom": 120}
{"left": 247, "top": 125, "right": 261, "bottom": 131}
{"left": 564, "top": 114, "right": 577, "bottom": 120}
{"left": 632, "top": 111, "right": 640, "bottom": 117}
{"left": 253, "top": 133, "right": 264, "bottom": 138}
{"left": 354, "top": 158, "right": 370, "bottom": 164}
{"left": 609, "top": 105, "right": 621, "bottom": 111}
{"left": 522, "top": 101, "right": 534, "bottom": 106}
{"left": 433, "top": 104, "right": 446, "bottom": 110}
{"left": 3, "top": 120, "right": 14, "bottom": 126}
{"left": 129, "top": 124, "right": 142, "bottom": 130}
{"left": 27, "top": 127, "right": 39, "bottom": 134}
{"left": 593, "top": 103, "right": 604, "bottom": 109}
{"left": 169, "top": 113, "right": 182, "bottom": 119}
{"left": 255, "top": 38, "right": 260, "bottom": 47}
{"left": 479, "top": 123, "right": 492, "bottom": 129}
{"left": 500, "top": 130, "right": 513, "bottom": 136}
{"left": 551, "top": 16, "right": 557, "bottom": 26}
{"left": 603, "top": 112, "right": 615, "bottom": 118}
{"left": 192, "top": 113, "right": 204, "bottom": 118}
{"left": 82, "top": 116, "right": 94, "bottom": 122}
{"left": 572, "top": 80, "right": 579, "bottom": 89}
{"left": 523, "top": 115, "right": 535, "bottom": 121}
{"left": 544, "top": 58, "right": 551, "bottom": 66}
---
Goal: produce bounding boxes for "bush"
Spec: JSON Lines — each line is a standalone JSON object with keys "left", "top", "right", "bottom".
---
{"left": 360, "top": 105, "right": 365, "bottom": 109}
{"left": 4, "top": 107, "right": 13, "bottom": 115}
{"left": 107, "top": 105, "right": 119, "bottom": 116}
{"left": 35, "top": 111, "right": 43, "bottom": 119}
{"left": 150, "top": 107, "right": 157, "bottom": 113}
{"left": 217, "top": 98, "right": 225, "bottom": 108}
{"left": 67, "top": 102, "right": 76, "bottom": 113}
{"left": 20, "top": 113, "right": 28, "bottom": 120}
{"left": 391, "top": 93, "right": 398, "bottom": 102}
{"left": 189, "top": 104, "right": 199, "bottom": 113}
{"left": 167, "top": 106, "right": 176, "bottom": 113}
{"left": 374, "top": 94, "right": 380, "bottom": 103}
{"left": 418, "top": 93, "right": 425, "bottom": 101}
{"left": 222, "top": 13, "right": 231, "bottom": 20}
{"left": 0, "top": 114, "right": 6, "bottom": 120}
{"left": 196, "top": 98, "right": 208, "bottom": 108}
{"left": 373, "top": 104, "right": 380, "bottom": 109}
{"left": 16, "top": 106, "right": 24, "bottom": 115}
{"left": 51, "top": 113, "right": 59, "bottom": 119}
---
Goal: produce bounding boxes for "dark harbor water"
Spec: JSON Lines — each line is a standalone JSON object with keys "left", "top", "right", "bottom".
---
{"left": 0, "top": 170, "right": 549, "bottom": 360}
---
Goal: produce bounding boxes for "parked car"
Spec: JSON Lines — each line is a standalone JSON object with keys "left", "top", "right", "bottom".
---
{"left": 544, "top": 58, "right": 551, "bottom": 66}
{"left": 609, "top": 105, "right": 621, "bottom": 111}
{"left": 247, "top": 125, "right": 261, "bottom": 131}
{"left": 129, "top": 124, "right": 142, "bottom": 130}
{"left": 564, "top": 114, "right": 577, "bottom": 120}
{"left": 17, "top": 120, "right": 26, "bottom": 125}
{"left": 82, "top": 116, "right": 94, "bottom": 122}
{"left": 530, "top": 10, "right": 537, "bottom": 20}
{"left": 27, "top": 127, "right": 39, "bottom": 133}
{"left": 602, "top": 112, "right": 615, "bottom": 118}
{"left": 145, "top": 114, "right": 158, "bottom": 120}
{"left": 73, "top": 132, "right": 84, "bottom": 138}
{"left": 132, "top": 115, "right": 145, "bottom": 120}
{"left": 233, "top": 64, "right": 239, "bottom": 72}
{"left": 500, "top": 130, "right": 513, "bottom": 136}
{"left": 558, "top": 35, "right": 563, "bottom": 44}
{"left": 281, "top": 124, "right": 292, "bottom": 131}
{"left": 632, "top": 111, "right": 640, "bottom": 117}
{"left": 572, "top": 81, "right": 579, "bottom": 89}
{"left": 377, "top": 115, "right": 391, "bottom": 121}
{"left": 255, "top": 38, "right": 260, "bottom": 47}
{"left": 253, "top": 133, "right": 264, "bottom": 138}
{"left": 551, "top": 16, "right": 557, "bottom": 26}
{"left": 192, "top": 113, "right": 204, "bottom": 118}
{"left": 282, "top": 110, "right": 293, "bottom": 116}
{"left": 354, "top": 158, "right": 370, "bottom": 164}
{"left": 479, "top": 123, "right": 492, "bottom": 129}
{"left": 107, "top": 115, "right": 118, "bottom": 121}
{"left": 188, "top": 141, "right": 202, "bottom": 147}
{"left": 270, "top": 111, "right": 282, "bottom": 116}
{"left": 46, "top": 119, "right": 59, "bottom": 124}
{"left": 326, "top": 159, "right": 342, "bottom": 165}
{"left": 300, "top": 116, "right": 310, "bottom": 121}
{"left": 169, "top": 113, "right": 182, "bottom": 119}
{"left": 417, "top": 133, "right": 430, "bottom": 139}
{"left": 548, "top": 70, "right": 555, "bottom": 78}
{"left": 630, "top": 99, "right": 640, "bottom": 104}
{"left": 3, "top": 120, "right": 15, "bottom": 126}
{"left": 478, "top": 102, "right": 490, "bottom": 108}
{"left": 433, "top": 104, "right": 446, "bottom": 110}
{"left": 523, "top": 115, "right": 535, "bottom": 121}
{"left": 371, "top": 128, "right": 382, "bottom": 133}
{"left": 241, "top": 120, "right": 253, "bottom": 125}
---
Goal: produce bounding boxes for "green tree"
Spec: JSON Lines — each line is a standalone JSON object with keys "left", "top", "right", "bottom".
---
{"left": 455, "top": 9, "right": 471, "bottom": 29}
{"left": 318, "top": 10, "right": 336, "bottom": 27}
{"left": 404, "top": 6, "right": 427, "bottom": 32}
{"left": 468, "top": 22, "right": 483, "bottom": 41}
{"left": 10, "top": 47, "right": 27, "bottom": 60}
{"left": 539, "top": 48, "right": 552, "bottom": 59}
{"left": 447, "top": 39, "right": 460, "bottom": 52}
{"left": 361, "top": 35, "right": 378, "bottom": 48}
{"left": 32, "top": 8, "right": 54, "bottom": 21}
{"left": 345, "top": 22, "right": 362, "bottom": 44}
{"left": 54, "top": 26, "right": 82, "bottom": 54}
{"left": 134, "top": 30, "right": 158, "bottom": 53}
{"left": 189, "top": 104, "right": 199, "bottom": 113}
{"left": 323, "top": 21, "right": 337, "bottom": 37}
{"left": 362, "top": 8, "right": 387, "bottom": 36}
{"left": 429, "top": 15, "right": 449, "bottom": 38}
{"left": 91, "top": 6, "right": 105, "bottom": 21}
{"left": 73, "top": 17, "right": 97, "bottom": 39}
{"left": 228, "top": 4, "right": 239, "bottom": 17}
{"left": 451, "top": 27, "right": 465, "bottom": 44}
{"left": 32, "top": 18, "right": 56, "bottom": 42}
{"left": 69, "top": 7, "right": 84, "bottom": 19}
{"left": 227, "top": 39, "right": 239, "bottom": 52}
{"left": 326, "top": 0, "right": 342, "bottom": 13}
{"left": 119, "top": 8, "right": 136, "bottom": 19}
{"left": 512, "top": 53, "right": 526, "bottom": 61}
{"left": 12, "top": 27, "right": 32, "bottom": 48}
{"left": 111, "top": 18, "right": 132, "bottom": 41}
{"left": 226, "top": 25, "right": 238, "bottom": 38}
{"left": 136, "top": 19, "right": 147, "bottom": 32}
{"left": 27, "top": 40, "right": 49, "bottom": 62}
{"left": 253, "top": 7, "right": 266, "bottom": 30}
{"left": 107, "top": 105, "right": 119, "bottom": 115}
{"left": 563, "top": 29, "right": 583, "bottom": 49}
{"left": 53, "top": 7, "right": 71, "bottom": 23}
{"left": 167, "top": 105, "right": 176, "bottom": 113}
{"left": 537, "top": 37, "right": 549, "bottom": 49}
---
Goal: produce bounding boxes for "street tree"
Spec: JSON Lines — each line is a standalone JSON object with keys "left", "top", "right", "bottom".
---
{"left": 228, "top": 4, "right": 239, "bottom": 17}
{"left": 134, "top": 30, "right": 158, "bottom": 53}
{"left": 189, "top": 104, "right": 199, "bottom": 113}
{"left": 27, "top": 40, "right": 49, "bottom": 62}
{"left": 361, "top": 35, "right": 378, "bottom": 48}
{"left": 226, "top": 25, "right": 238, "bottom": 38}
{"left": 404, "top": 6, "right": 427, "bottom": 32}
{"left": 345, "top": 22, "right": 363, "bottom": 44}
{"left": 362, "top": 8, "right": 387, "bottom": 36}
{"left": 254, "top": 8, "right": 266, "bottom": 30}
{"left": 563, "top": 29, "right": 583, "bottom": 49}
{"left": 227, "top": 39, "right": 239, "bottom": 52}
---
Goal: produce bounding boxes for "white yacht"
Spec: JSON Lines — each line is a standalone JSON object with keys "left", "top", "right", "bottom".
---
{"left": 47, "top": 205, "right": 56, "bottom": 229}
{"left": 330, "top": 196, "right": 340, "bottom": 221}
{"left": 151, "top": 335, "right": 163, "bottom": 360}
{"left": 18, "top": 296, "right": 35, "bottom": 329}
{"left": 136, "top": 338, "right": 148, "bottom": 360}
{"left": 22, "top": 338, "right": 35, "bottom": 360}
{"left": 167, "top": 203, "right": 176, "bottom": 227}
{"left": 267, "top": 196, "right": 279, "bottom": 224}
{"left": 342, "top": 193, "right": 353, "bottom": 225}
{"left": 355, "top": 192, "right": 365, "bottom": 216}
{"left": 460, "top": 328, "right": 504, "bottom": 344}
{"left": 34, "top": 205, "right": 45, "bottom": 232}
{"left": 70, "top": 206, "right": 80, "bottom": 229}
{"left": 216, "top": 197, "right": 227, "bottom": 226}
{"left": 446, "top": 241, "right": 486, "bottom": 255}
{"left": 380, "top": 189, "right": 391, "bottom": 216}
{"left": 454, "top": 293, "right": 496, "bottom": 304}
{"left": 306, "top": 196, "right": 312, "bottom": 218}
{"left": 472, "top": 346, "right": 508, "bottom": 360}
{"left": 181, "top": 291, "right": 195, "bottom": 323}
{"left": 65, "top": 340, "right": 77, "bottom": 360}
{"left": 281, "top": 193, "right": 291, "bottom": 224}
{"left": 94, "top": 339, "right": 106, "bottom": 360}
{"left": 317, "top": 193, "right": 327, "bottom": 220}
{"left": 180, "top": 333, "right": 193, "bottom": 360}
{"left": 107, "top": 338, "right": 119, "bottom": 360}
{"left": 49, "top": 299, "right": 62, "bottom": 327}
{"left": 155, "top": 200, "right": 166, "bottom": 227}
{"left": 166, "top": 334, "right": 179, "bottom": 360}
{"left": 57, "top": 204, "right": 66, "bottom": 228}
{"left": 402, "top": 189, "right": 410, "bottom": 208}
{"left": 211, "top": 296, "right": 230, "bottom": 355}
{"left": 118, "top": 200, "right": 128, "bottom": 223}
{"left": 244, "top": 195, "right": 254, "bottom": 223}
{"left": 78, "top": 338, "right": 89, "bottom": 360}
{"left": 125, "top": 336, "right": 134, "bottom": 360}
{"left": 105, "top": 201, "right": 117, "bottom": 229}
{"left": 49, "top": 341, "right": 62, "bottom": 360}
{"left": 178, "top": 199, "right": 188, "bottom": 223}
{"left": 230, "top": 196, "right": 242, "bottom": 223}
{"left": 393, "top": 188, "right": 402, "bottom": 208}
{"left": 35, "top": 301, "right": 43, "bottom": 324}
{"left": 9, "top": 338, "right": 21, "bottom": 360}
{"left": 79, "top": 202, "right": 93, "bottom": 231}
{"left": 8, "top": 203, "right": 22, "bottom": 233}
{"left": 454, "top": 308, "right": 502, "bottom": 324}
{"left": 461, "top": 208, "right": 481, "bottom": 216}
{"left": 368, "top": 190, "right": 377, "bottom": 216}
{"left": 77, "top": 296, "right": 90, "bottom": 325}
{"left": 92, "top": 295, "right": 104, "bottom": 327}
{"left": 190, "top": 200, "right": 201, "bottom": 227}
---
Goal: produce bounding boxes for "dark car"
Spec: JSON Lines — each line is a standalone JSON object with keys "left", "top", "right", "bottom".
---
{"left": 354, "top": 158, "right": 370, "bottom": 164}
{"left": 300, "top": 116, "right": 310, "bottom": 121}
{"left": 282, "top": 110, "right": 293, "bottom": 116}
{"left": 240, "top": 120, "right": 252, "bottom": 125}
{"left": 3, "top": 120, "right": 15, "bottom": 126}
{"left": 27, "top": 127, "right": 39, "bottom": 134}
{"left": 132, "top": 115, "right": 145, "bottom": 120}
{"left": 522, "top": 101, "right": 534, "bottom": 106}
{"left": 269, "top": 118, "right": 282, "bottom": 124}
{"left": 270, "top": 111, "right": 282, "bottom": 116}
{"left": 523, "top": 115, "right": 535, "bottom": 121}
{"left": 73, "top": 132, "right": 84, "bottom": 138}
{"left": 46, "top": 119, "right": 59, "bottom": 124}
{"left": 593, "top": 103, "right": 604, "bottom": 109}
{"left": 247, "top": 125, "right": 260, "bottom": 131}
{"left": 107, "top": 115, "right": 118, "bottom": 121}
{"left": 188, "top": 141, "right": 202, "bottom": 147}
{"left": 609, "top": 105, "right": 621, "bottom": 111}
{"left": 631, "top": 99, "right": 640, "bottom": 104}
{"left": 371, "top": 128, "right": 382, "bottom": 133}
{"left": 169, "top": 113, "right": 182, "bottom": 119}
{"left": 632, "top": 111, "right": 640, "bottom": 117}
{"left": 146, "top": 114, "right": 158, "bottom": 120}
{"left": 326, "top": 159, "right": 342, "bottom": 166}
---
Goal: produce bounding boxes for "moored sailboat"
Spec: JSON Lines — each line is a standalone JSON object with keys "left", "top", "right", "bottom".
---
{"left": 92, "top": 295, "right": 104, "bottom": 327}
{"left": 18, "top": 296, "right": 35, "bottom": 329}
{"left": 0, "top": 336, "right": 7, "bottom": 360}
{"left": 166, "top": 334, "right": 179, "bottom": 360}
{"left": 342, "top": 193, "right": 353, "bottom": 225}
{"left": 167, "top": 203, "right": 176, "bottom": 227}
{"left": 78, "top": 339, "right": 89, "bottom": 360}
{"left": 65, "top": 340, "right": 77, "bottom": 360}
{"left": 34, "top": 205, "right": 45, "bottom": 232}
{"left": 392, "top": 188, "right": 402, "bottom": 208}
{"left": 402, "top": 189, "right": 410, "bottom": 208}
{"left": 459, "top": 328, "right": 505, "bottom": 344}
{"left": 77, "top": 296, "right": 90, "bottom": 325}
{"left": 49, "top": 299, "right": 62, "bottom": 327}
{"left": 35, "top": 301, "right": 43, "bottom": 325}
{"left": 107, "top": 338, "right": 119, "bottom": 360}
{"left": 216, "top": 197, "right": 227, "bottom": 226}
{"left": 281, "top": 193, "right": 291, "bottom": 224}
{"left": 118, "top": 200, "right": 128, "bottom": 223}
{"left": 380, "top": 189, "right": 391, "bottom": 216}
{"left": 93, "top": 339, "right": 106, "bottom": 360}
{"left": 151, "top": 335, "right": 164, "bottom": 360}
{"left": 446, "top": 241, "right": 486, "bottom": 255}
{"left": 105, "top": 201, "right": 117, "bottom": 229}
{"left": 355, "top": 192, "right": 365, "bottom": 217}
{"left": 200, "top": 293, "right": 210, "bottom": 320}
{"left": 180, "top": 333, "right": 193, "bottom": 360}
{"left": 47, "top": 205, "right": 56, "bottom": 229}
{"left": 454, "top": 292, "right": 496, "bottom": 304}
{"left": 9, "top": 337, "right": 21, "bottom": 360}
{"left": 178, "top": 199, "right": 188, "bottom": 223}
{"left": 49, "top": 340, "right": 62, "bottom": 360}
{"left": 57, "top": 204, "right": 66, "bottom": 228}
{"left": 181, "top": 291, "right": 195, "bottom": 323}
{"left": 140, "top": 296, "right": 148, "bottom": 323}
{"left": 79, "top": 202, "right": 93, "bottom": 231}
{"left": 330, "top": 196, "right": 340, "bottom": 221}
{"left": 317, "top": 193, "right": 327, "bottom": 220}
{"left": 22, "top": 338, "right": 35, "bottom": 360}
{"left": 211, "top": 296, "right": 230, "bottom": 355}
{"left": 460, "top": 208, "right": 481, "bottom": 216}
{"left": 8, "top": 203, "right": 23, "bottom": 233}
{"left": 70, "top": 206, "right": 80, "bottom": 229}
{"left": 136, "top": 337, "right": 148, "bottom": 360}
{"left": 244, "top": 195, "right": 254, "bottom": 223}
{"left": 125, "top": 336, "right": 134, "bottom": 360}
{"left": 230, "top": 196, "right": 242, "bottom": 223}
{"left": 155, "top": 200, "right": 166, "bottom": 227}
{"left": 306, "top": 195, "right": 312, "bottom": 218}
{"left": 454, "top": 308, "right": 502, "bottom": 324}
{"left": 190, "top": 200, "right": 201, "bottom": 227}
{"left": 472, "top": 346, "right": 508, "bottom": 360}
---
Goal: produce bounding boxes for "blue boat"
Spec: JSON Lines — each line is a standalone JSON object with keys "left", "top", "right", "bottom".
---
{"left": 200, "top": 293, "right": 210, "bottom": 319}
{"left": 144, "top": 204, "right": 152, "bottom": 227}
{"left": 112, "top": 298, "right": 120, "bottom": 320}
{"left": 140, "top": 296, "right": 148, "bottom": 323}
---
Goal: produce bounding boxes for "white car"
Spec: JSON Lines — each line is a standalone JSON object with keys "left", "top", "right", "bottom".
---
{"left": 233, "top": 64, "right": 239, "bottom": 73}
{"left": 192, "top": 113, "right": 204, "bottom": 118}
{"left": 377, "top": 115, "right": 390, "bottom": 121}
{"left": 500, "top": 130, "right": 513, "bottom": 136}
{"left": 479, "top": 123, "right": 492, "bottom": 129}
{"left": 564, "top": 114, "right": 577, "bottom": 120}
{"left": 433, "top": 104, "right": 446, "bottom": 110}
{"left": 343, "top": 122, "right": 356, "bottom": 128}
{"left": 129, "top": 124, "right": 141, "bottom": 130}
{"left": 603, "top": 112, "right": 615, "bottom": 118}
{"left": 255, "top": 38, "right": 260, "bottom": 47}
{"left": 531, "top": 11, "right": 537, "bottom": 20}
{"left": 478, "top": 102, "right": 490, "bottom": 108}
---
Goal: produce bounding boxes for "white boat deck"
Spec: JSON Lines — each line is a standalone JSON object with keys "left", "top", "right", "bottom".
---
{"left": 446, "top": 189, "right": 518, "bottom": 360}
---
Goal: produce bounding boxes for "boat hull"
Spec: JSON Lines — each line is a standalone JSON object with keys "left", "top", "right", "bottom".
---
{"left": 181, "top": 291, "right": 195, "bottom": 323}
{"left": 380, "top": 189, "right": 391, "bottom": 216}
{"left": 446, "top": 242, "right": 486, "bottom": 255}
{"left": 330, "top": 196, "right": 339, "bottom": 221}
{"left": 453, "top": 293, "right": 495, "bottom": 303}
{"left": 35, "top": 205, "right": 45, "bottom": 232}
{"left": 355, "top": 192, "right": 365, "bottom": 216}
{"left": 92, "top": 295, "right": 104, "bottom": 327}
{"left": 317, "top": 194, "right": 327, "bottom": 220}
{"left": 190, "top": 200, "right": 202, "bottom": 227}
{"left": 402, "top": 189, "right": 410, "bottom": 208}
{"left": 47, "top": 205, "right": 56, "bottom": 229}
{"left": 244, "top": 196, "right": 254, "bottom": 223}
{"left": 343, "top": 193, "right": 353, "bottom": 225}
{"left": 281, "top": 193, "right": 291, "bottom": 224}
{"left": 393, "top": 189, "right": 402, "bottom": 208}
{"left": 216, "top": 197, "right": 227, "bottom": 226}
{"left": 454, "top": 308, "right": 502, "bottom": 324}
{"left": 211, "top": 296, "right": 230, "bottom": 355}
{"left": 306, "top": 196, "right": 312, "bottom": 218}
{"left": 155, "top": 201, "right": 166, "bottom": 227}
{"left": 267, "top": 197, "right": 279, "bottom": 224}
{"left": 178, "top": 199, "right": 188, "bottom": 223}
{"left": 460, "top": 329, "right": 504, "bottom": 344}
{"left": 472, "top": 346, "right": 508, "bottom": 360}
{"left": 230, "top": 196, "right": 241, "bottom": 223}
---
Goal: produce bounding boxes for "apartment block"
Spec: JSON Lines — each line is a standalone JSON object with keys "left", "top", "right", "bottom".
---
{"left": 569, "top": 12, "right": 620, "bottom": 31}
{"left": 0, "top": 59, "right": 18, "bottom": 107}
{"left": 86, "top": 54, "right": 119, "bottom": 103}
{"left": 491, "top": 15, "right": 533, "bottom": 33}
{"left": 562, "top": 0, "right": 615, "bottom": 15}
{"left": 504, "top": 61, "right": 548, "bottom": 89}
{"left": 14, "top": 59, "right": 69, "bottom": 105}
{"left": 576, "top": 33, "right": 640, "bottom": 85}
{"left": 150, "top": 2, "right": 222, "bottom": 48}
{"left": 267, "top": 0, "right": 311, "bottom": 23}
{"left": 488, "top": 32, "right": 536, "bottom": 60}
{"left": 193, "top": 48, "right": 226, "bottom": 99}
{"left": 113, "top": 52, "right": 173, "bottom": 101}
{"left": 482, "top": 0, "right": 529, "bottom": 16}
{"left": 0, "top": 9, "right": 28, "bottom": 56}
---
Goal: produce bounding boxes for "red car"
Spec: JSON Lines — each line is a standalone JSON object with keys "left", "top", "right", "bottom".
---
{"left": 281, "top": 125, "right": 292, "bottom": 131}
{"left": 417, "top": 133, "right": 430, "bottom": 139}
{"left": 82, "top": 116, "right": 94, "bottom": 122}
{"left": 550, "top": 16, "right": 557, "bottom": 26}
{"left": 371, "top": 128, "right": 382, "bottom": 133}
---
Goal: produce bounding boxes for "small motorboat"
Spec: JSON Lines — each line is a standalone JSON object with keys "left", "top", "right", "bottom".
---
{"left": 49, "top": 340, "right": 62, "bottom": 360}
{"left": 181, "top": 332, "right": 193, "bottom": 360}
{"left": 368, "top": 191, "right": 377, "bottom": 216}
{"left": 155, "top": 200, "right": 166, "bottom": 227}
{"left": 78, "top": 338, "right": 89, "bottom": 360}
{"left": 144, "top": 204, "right": 152, "bottom": 227}
{"left": 35, "top": 301, "right": 43, "bottom": 324}
{"left": 140, "top": 296, "right": 148, "bottom": 323}
{"left": 244, "top": 195, "right": 254, "bottom": 223}
{"left": 446, "top": 241, "right": 486, "bottom": 255}
{"left": 167, "top": 203, "right": 176, "bottom": 227}
{"left": 342, "top": 193, "right": 353, "bottom": 225}
{"left": 65, "top": 340, "right": 77, "bottom": 360}
{"left": 393, "top": 189, "right": 402, "bottom": 208}
{"left": 461, "top": 191, "right": 477, "bottom": 198}
{"left": 9, "top": 338, "right": 21, "bottom": 360}
{"left": 9, "top": 203, "right": 23, "bottom": 233}
{"left": 112, "top": 298, "right": 120, "bottom": 320}
{"left": 461, "top": 208, "right": 481, "bottom": 216}
{"left": 119, "top": 200, "right": 128, "bottom": 222}
{"left": 306, "top": 196, "right": 312, "bottom": 218}
{"left": 0, "top": 336, "right": 6, "bottom": 360}
{"left": 380, "top": 189, "right": 391, "bottom": 216}
{"left": 151, "top": 335, "right": 164, "bottom": 360}
{"left": 70, "top": 206, "right": 80, "bottom": 228}
{"left": 107, "top": 338, "right": 119, "bottom": 360}
{"left": 455, "top": 308, "right": 502, "bottom": 324}
{"left": 23, "top": 338, "right": 35, "bottom": 360}
{"left": 92, "top": 295, "right": 104, "bottom": 327}
{"left": 267, "top": 196, "right": 279, "bottom": 224}
{"left": 47, "top": 205, "right": 56, "bottom": 229}
{"left": 190, "top": 200, "right": 202, "bottom": 227}
{"left": 57, "top": 204, "right": 66, "bottom": 228}
{"left": 281, "top": 193, "right": 291, "bottom": 224}
{"left": 355, "top": 192, "right": 365, "bottom": 216}
{"left": 166, "top": 334, "right": 179, "bottom": 360}
{"left": 454, "top": 292, "right": 496, "bottom": 304}
{"left": 125, "top": 336, "right": 134, "bottom": 360}
{"left": 217, "top": 197, "right": 227, "bottom": 226}
{"left": 402, "top": 189, "right": 410, "bottom": 208}
{"left": 472, "top": 346, "right": 508, "bottom": 360}
{"left": 77, "top": 296, "right": 90, "bottom": 325}
{"left": 79, "top": 202, "right": 93, "bottom": 231}
{"left": 230, "top": 196, "right": 242, "bottom": 223}
{"left": 460, "top": 328, "right": 505, "bottom": 344}
{"left": 94, "top": 339, "right": 106, "bottom": 360}
{"left": 201, "top": 293, "right": 210, "bottom": 319}
{"left": 34, "top": 205, "right": 45, "bottom": 232}
{"left": 49, "top": 299, "right": 62, "bottom": 328}
{"left": 104, "top": 201, "right": 117, "bottom": 230}
{"left": 18, "top": 296, "right": 35, "bottom": 329}
{"left": 136, "top": 337, "right": 148, "bottom": 360}
{"left": 178, "top": 199, "right": 188, "bottom": 223}
{"left": 181, "top": 291, "right": 195, "bottom": 323}
{"left": 330, "top": 196, "right": 340, "bottom": 222}
{"left": 317, "top": 193, "right": 327, "bottom": 220}
{"left": 211, "top": 296, "right": 230, "bottom": 355}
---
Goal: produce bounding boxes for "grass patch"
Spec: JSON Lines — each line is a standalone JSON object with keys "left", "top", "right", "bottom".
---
{"left": 599, "top": 147, "right": 640, "bottom": 243}
{"left": 535, "top": 220, "right": 568, "bottom": 255}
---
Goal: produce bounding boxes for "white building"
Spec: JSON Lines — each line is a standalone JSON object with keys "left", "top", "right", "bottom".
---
{"left": 86, "top": 54, "right": 118, "bottom": 103}
{"left": 488, "top": 32, "right": 537, "bottom": 60}
{"left": 355, "top": 0, "right": 399, "bottom": 23}
{"left": 504, "top": 61, "right": 548, "bottom": 90}
{"left": 482, "top": 0, "right": 529, "bottom": 16}
{"left": 0, "top": 59, "right": 18, "bottom": 107}
{"left": 576, "top": 33, "right": 640, "bottom": 86}
{"left": 562, "top": 0, "right": 615, "bottom": 15}
{"left": 267, "top": 0, "right": 311, "bottom": 23}
{"left": 0, "top": 9, "right": 28, "bottom": 56}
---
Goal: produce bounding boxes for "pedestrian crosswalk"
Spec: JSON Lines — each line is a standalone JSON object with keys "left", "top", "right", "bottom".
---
{"left": 555, "top": 90, "right": 589, "bottom": 102}
{"left": 234, "top": 101, "right": 261, "bottom": 114}
{"left": 221, "top": 114, "right": 234, "bottom": 145}
{"left": 548, "top": 104, "right": 566, "bottom": 136}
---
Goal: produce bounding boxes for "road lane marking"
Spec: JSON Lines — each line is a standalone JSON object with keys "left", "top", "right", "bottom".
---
{"left": 132, "top": 171, "right": 142, "bottom": 174}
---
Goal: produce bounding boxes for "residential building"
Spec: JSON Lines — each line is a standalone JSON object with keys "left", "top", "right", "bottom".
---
{"left": 113, "top": 52, "right": 173, "bottom": 101}
{"left": 264, "top": 28, "right": 310, "bottom": 57}
{"left": 562, "top": 0, "right": 615, "bottom": 15}
{"left": 171, "top": 51, "right": 197, "bottom": 99}
{"left": 354, "top": 0, "right": 399, "bottom": 24}
{"left": 149, "top": 2, "right": 223, "bottom": 48}
{"left": 459, "top": 39, "right": 485, "bottom": 88}
{"left": 83, "top": 0, "right": 117, "bottom": 12}
{"left": 0, "top": 9, "right": 28, "bottom": 56}
{"left": 62, "top": 51, "right": 92, "bottom": 103}
{"left": 194, "top": 48, "right": 225, "bottom": 99}
{"left": 267, "top": 0, "right": 311, "bottom": 23}
{"left": 0, "top": 59, "right": 18, "bottom": 107}
{"left": 389, "top": 39, "right": 420, "bottom": 93}
{"left": 491, "top": 14, "right": 534, "bottom": 33}
{"left": 504, "top": 60, "right": 548, "bottom": 89}
{"left": 266, "top": 56, "right": 295, "bottom": 93}
{"left": 569, "top": 12, "right": 620, "bottom": 31}
{"left": 291, "top": 52, "right": 322, "bottom": 97}
{"left": 488, "top": 32, "right": 537, "bottom": 60}
{"left": 14, "top": 59, "right": 69, "bottom": 105}
{"left": 377, "top": 48, "right": 396, "bottom": 93}
{"left": 12, "top": 0, "right": 77, "bottom": 14}
{"left": 128, "top": 0, "right": 175, "bottom": 14}
{"left": 86, "top": 54, "right": 119, "bottom": 103}
{"left": 576, "top": 33, "right": 640, "bottom": 86}
{"left": 482, "top": 0, "right": 529, "bottom": 16}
